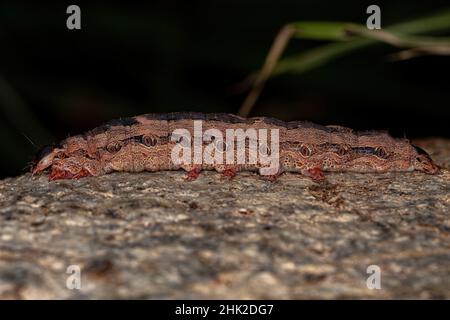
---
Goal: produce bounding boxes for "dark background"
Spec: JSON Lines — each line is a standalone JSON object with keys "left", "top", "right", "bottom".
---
{"left": 0, "top": 1, "right": 449, "bottom": 178}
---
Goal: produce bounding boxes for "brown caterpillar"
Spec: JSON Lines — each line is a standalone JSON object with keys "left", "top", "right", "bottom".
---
{"left": 32, "top": 112, "right": 439, "bottom": 181}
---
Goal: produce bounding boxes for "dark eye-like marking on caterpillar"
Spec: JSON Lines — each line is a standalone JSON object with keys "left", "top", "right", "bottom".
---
{"left": 374, "top": 146, "right": 389, "bottom": 159}
{"left": 141, "top": 135, "right": 158, "bottom": 147}
{"left": 259, "top": 143, "right": 271, "bottom": 156}
{"left": 337, "top": 145, "right": 350, "bottom": 157}
{"left": 300, "top": 144, "right": 312, "bottom": 157}
{"left": 169, "top": 133, "right": 191, "bottom": 147}
{"left": 215, "top": 140, "right": 228, "bottom": 152}
{"left": 106, "top": 141, "right": 123, "bottom": 153}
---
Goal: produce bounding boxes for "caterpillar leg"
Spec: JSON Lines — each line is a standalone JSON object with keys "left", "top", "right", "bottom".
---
{"left": 221, "top": 168, "right": 237, "bottom": 179}
{"left": 185, "top": 166, "right": 202, "bottom": 181}
{"left": 211, "top": 164, "right": 240, "bottom": 179}
{"left": 48, "top": 158, "right": 101, "bottom": 181}
{"left": 301, "top": 167, "right": 326, "bottom": 182}
{"left": 259, "top": 167, "right": 283, "bottom": 182}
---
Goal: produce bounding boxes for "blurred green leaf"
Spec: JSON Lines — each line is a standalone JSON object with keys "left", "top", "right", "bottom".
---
{"left": 239, "top": 8, "right": 450, "bottom": 116}
{"left": 275, "top": 9, "right": 450, "bottom": 75}
{"left": 291, "top": 22, "right": 350, "bottom": 41}
{"left": 274, "top": 39, "right": 370, "bottom": 75}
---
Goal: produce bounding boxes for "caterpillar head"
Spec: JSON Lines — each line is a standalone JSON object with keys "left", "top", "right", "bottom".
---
{"left": 412, "top": 145, "right": 439, "bottom": 174}
{"left": 32, "top": 144, "right": 64, "bottom": 174}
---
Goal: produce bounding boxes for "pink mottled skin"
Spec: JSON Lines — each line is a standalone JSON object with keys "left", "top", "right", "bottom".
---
{"left": 32, "top": 113, "right": 440, "bottom": 182}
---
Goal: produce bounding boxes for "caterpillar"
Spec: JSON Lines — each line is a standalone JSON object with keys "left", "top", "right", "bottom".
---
{"left": 32, "top": 112, "right": 439, "bottom": 181}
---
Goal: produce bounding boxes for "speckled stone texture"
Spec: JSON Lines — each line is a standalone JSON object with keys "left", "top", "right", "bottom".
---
{"left": 0, "top": 138, "right": 449, "bottom": 299}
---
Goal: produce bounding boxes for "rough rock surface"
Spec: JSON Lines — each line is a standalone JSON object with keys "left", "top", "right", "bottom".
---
{"left": 0, "top": 138, "right": 449, "bottom": 299}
